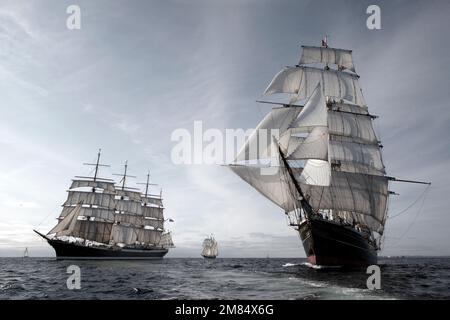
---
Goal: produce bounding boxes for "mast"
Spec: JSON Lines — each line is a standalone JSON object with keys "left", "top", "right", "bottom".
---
{"left": 113, "top": 161, "right": 136, "bottom": 191}
{"left": 277, "top": 145, "right": 314, "bottom": 216}
{"left": 79, "top": 149, "right": 111, "bottom": 182}
{"left": 144, "top": 171, "right": 150, "bottom": 198}
{"left": 93, "top": 149, "right": 101, "bottom": 181}
{"left": 138, "top": 171, "right": 157, "bottom": 199}
{"left": 121, "top": 161, "right": 128, "bottom": 190}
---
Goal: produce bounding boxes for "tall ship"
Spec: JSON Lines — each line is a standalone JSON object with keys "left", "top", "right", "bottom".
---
{"left": 229, "top": 39, "right": 430, "bottom": 268}
{"left": 35, "top": 150, "right": 174, "bottom": 260}
{"left": 201, "top": 235, "right": 218, "bottom": 259}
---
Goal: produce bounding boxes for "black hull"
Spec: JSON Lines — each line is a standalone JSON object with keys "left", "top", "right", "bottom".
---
{"left": 299, "top": 218, "right": 377, "bottom": 268}
{"left": 46, "top": 238, "right": 168, "bottom": 260}
{"left": 202, "top": 255, "right": 217, "bottom": 259}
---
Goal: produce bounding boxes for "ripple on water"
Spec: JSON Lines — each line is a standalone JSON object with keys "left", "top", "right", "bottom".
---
{"left": 0, "top": 257, "right": 449, "bottom": 299}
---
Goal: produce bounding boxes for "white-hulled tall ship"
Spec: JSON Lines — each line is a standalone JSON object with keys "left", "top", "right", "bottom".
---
{"left": 229, "top": 38, "right": 430, "bottom": 268}
{"left": 201, "top": 235, "right": 218, "bottom": 259}
{"left": 34, "top": 150, "right": 174, "bottom": 260}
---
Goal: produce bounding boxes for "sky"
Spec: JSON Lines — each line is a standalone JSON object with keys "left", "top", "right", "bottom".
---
{"left": 0, "top": 0, "right": 449, "bottom": 257}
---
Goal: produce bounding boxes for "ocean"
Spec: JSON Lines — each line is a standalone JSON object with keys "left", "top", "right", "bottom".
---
{"left": 0, "top": 257, "right": 449, "bottom": 300}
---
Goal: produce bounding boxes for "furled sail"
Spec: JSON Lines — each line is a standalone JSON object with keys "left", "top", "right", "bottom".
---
{"left": 142, "top": 195, "right": 163, "bottom": 207}
{"left": 116, "top": 189, "right": 142, "bottom": 201}
{"left": 299, "top": 45, "right": 356, "bottom": 72}
{"left": 70, "top": 179, "right": 116, "bottom": 193}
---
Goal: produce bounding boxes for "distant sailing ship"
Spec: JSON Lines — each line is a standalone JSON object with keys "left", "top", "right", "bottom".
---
{"left": 34, "top": 150, "right": 174, "bottom": 260}
{"left": 201, "top": 235, "right": 218, "bottom": 259}
{"left": 23, "top": 247, "right": 29, "bottom": 258}
{"left": 229, "top": 38, "right": 430, "bottom": 267}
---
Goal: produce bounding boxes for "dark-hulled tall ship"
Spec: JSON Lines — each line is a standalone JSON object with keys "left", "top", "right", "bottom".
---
{"left": 229, "top": 38, "right": 430, "bottom": 268}
{"left": 35, "top": 150, "right": 174, "bottom": 260}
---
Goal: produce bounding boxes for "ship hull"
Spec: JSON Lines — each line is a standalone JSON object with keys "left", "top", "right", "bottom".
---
{"left": 46, "top": 238, "right": 168, "bottom": 260}
{"left": 299, "top": 218, "right": 377, "bottom": 268}
{"left": 202, "top": 255, "right": 217, "bottom": 259}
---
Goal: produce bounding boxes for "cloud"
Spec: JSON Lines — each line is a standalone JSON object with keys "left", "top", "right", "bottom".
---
{"left": 0, "top": 0, "right": 449, "bottom": 258}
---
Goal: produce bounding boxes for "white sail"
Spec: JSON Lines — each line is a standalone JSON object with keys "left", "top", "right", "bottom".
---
{"left": 70, "top": 220, "right": 113, "bottom": 244}
{"left": 236, "top": 106, "right": 302, "bottom": 162}
{"left": 299, "top": 159, "right": 331, "bottom": 186}
{"left": 115, "top": 199, "right": 142, "bottom": 215}
{"left": 63, "top": 191, "right": 117, "bottom": 208}
{"left": 110, "top": 224, "right": 138, "bottom": 245}
{"left": 142, "top": 206, "right": 164, "bottom": 219}
{"left": 45, "top": 150, "right": 173, "bottom": 250}
{"left": 48, "top": 205, "right": 81, "bottom": 235}
{"left": 329, "top": 138, "right": 385, "bottom": 175}
{"left": 143, "top": 218, "right": 164, "bottom": 230}
{"left": 330, "top": 101, "right": 369, "bottom": 115}
{"left": 211, "top": 240, "right": 218, "bottom": 256}
{"left": 159, "top": 232, "right": 175, "bottom": 248}
{"left": 290, "top": 84, "right": 327, "bottom": 131}
{"left": 136, "top": 229, "right": 162, "bottom": 245}
{"left": 288, "top": 126, "right": 328, "bottom": 161}
{"left": 70, "top": 179, "right": 116, "bottom": 193}
{"left": 299, "top": 45, "right": 355, "bottom": 72}
{"left": 299, "top": 172, "right": 389, "bottom": 232}
{"left": 229, "top": 164, "right": 301, "bottom": 212}
{"left": 116, "top": 189, "right": 142, "bottom": 201}
{"left": 78, "top": 207, "right": 116, "bottom": 221}
{"left": 328, "top": 111, "right": 377, "bottom": 144}
{"left": 114, "top": 213, "right": 146, "bottom": 226}
{"left": 201, "top": 237, "right": 218, "bottom": 257}
{"left": 286, "top": 84, "right": 328, "bottom": 161}
{"left": 229, "top": 43, "right": 392, "bottom": 236}
{"left": 58, "top": 206, "right": 77, "bottom": 219}
{"left": 264, "top": 66, "right": 366, "bottom": 106}
{"left": 279, "top": 129, "right": 305, "bottom": 157}
{"left": 142, "top": 196, "right": 163, "bottom": 207}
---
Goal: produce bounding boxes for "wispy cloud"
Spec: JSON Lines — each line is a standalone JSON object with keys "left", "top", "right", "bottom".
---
{"left": 0, "top": 0, "right": 449, "bottom": 257}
